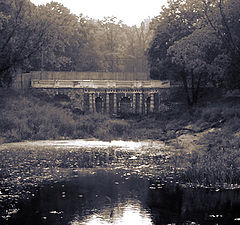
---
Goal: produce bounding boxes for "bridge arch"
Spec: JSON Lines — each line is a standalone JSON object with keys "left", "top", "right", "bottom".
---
{"left": 95, "top": 97, "right": 104, "bottom": 113}
{"left": 146, "top": 97, "right": 151, "bottom": 114}
{"left": 119, "top": 97, "right": 132, "bottom": 114}
{"left": 53, "top": 93, "right": 71, "bottom": 102}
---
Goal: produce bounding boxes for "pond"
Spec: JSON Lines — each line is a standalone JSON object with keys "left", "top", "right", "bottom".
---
{"left": 1, "top": 140, "right": 240, "bottom": 225}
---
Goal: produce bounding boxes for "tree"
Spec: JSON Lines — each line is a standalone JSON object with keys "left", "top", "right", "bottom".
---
{"left": 69, "top": 15, "right": 100, "bottom": 71}
{"left": 0, "top": 0, "right": 101, "bottom": 79}
{"left": 31, "top": 2, "right": 93, "bottom": 71}
{"left": 168, "top": 27, "right": 224, "bottom": 105}
{"left": 95, "top": 16, "right": 126, "bottom": 72}
{"left": 148, "top": 0, "right": 240, "bottom": 105}
{"left": 133, "top": 20, "right": 153, "bottom": 72}
{"left": 0, "top": 0, "right": 48, "bottom": 86}
{"left": 147, "top": 0, "right": 202, "bottom": 80}
{"left": 202, "top": 0, "right": 240, "bottom": 89}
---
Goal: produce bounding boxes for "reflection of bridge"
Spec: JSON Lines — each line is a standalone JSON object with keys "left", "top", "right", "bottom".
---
{"left": 31, "top": 79, "right": 171, "bottom": 114}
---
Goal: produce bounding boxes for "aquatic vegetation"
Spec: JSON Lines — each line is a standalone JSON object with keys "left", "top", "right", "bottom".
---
{"left": 0, "top": 140, "right": 175, "bottom": 220}
{"left": 0, "top": 137, "right": 240, "bottom": 222}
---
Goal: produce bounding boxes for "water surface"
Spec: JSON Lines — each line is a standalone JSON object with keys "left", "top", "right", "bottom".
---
{"left": 4, "top": 169, "right": 240, "bottom": 225}
{"left": 1, "top": 140, "right": 240, "bottom": 225}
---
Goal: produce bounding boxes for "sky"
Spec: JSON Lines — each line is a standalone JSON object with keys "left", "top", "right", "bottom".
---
{"left": 30, "top": 0, "right": 168, "bottom": 26}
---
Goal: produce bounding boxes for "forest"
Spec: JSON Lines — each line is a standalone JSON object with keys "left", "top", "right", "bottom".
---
{"left": 0, "top": 0, "right": 152, "bottom": 87}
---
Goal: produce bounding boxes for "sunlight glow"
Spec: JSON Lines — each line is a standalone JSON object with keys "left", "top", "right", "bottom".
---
{"left": 30, "top": 0, "right": 167, "bottom": 26}
{"left": 70, "top": 201, "right": 153, "bottom": 225}
{"left": 0, "top": 139, "right": 166, "bottom": 151}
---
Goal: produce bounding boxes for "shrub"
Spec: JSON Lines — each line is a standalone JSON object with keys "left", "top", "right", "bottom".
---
{"left": 0, "top": 94, "right": 78, "bottom": 141}
{"left": 105, "top": 119, "right": 130, "bottom": 136}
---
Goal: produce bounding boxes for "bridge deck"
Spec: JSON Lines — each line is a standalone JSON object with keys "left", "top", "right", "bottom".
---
{"left": 31, "top": 80, "right": 170, "bottom": 89}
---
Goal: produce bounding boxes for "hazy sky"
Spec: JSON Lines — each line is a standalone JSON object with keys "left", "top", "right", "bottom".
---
{"left": 30, "top": 0, "right": 168, "bottom": 26}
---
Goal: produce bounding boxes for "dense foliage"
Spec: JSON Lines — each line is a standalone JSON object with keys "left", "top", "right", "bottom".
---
{"left": 0, "top": 0, "right": 152, "bottom": 87}
{"left": 148, "top": 0, "right": 240, "bottom": 105}
{"left": 0, "top": 0, "right": 45, "bottom": 86}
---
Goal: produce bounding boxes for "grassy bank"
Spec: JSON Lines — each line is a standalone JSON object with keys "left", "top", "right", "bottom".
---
{"left": 0, "top": 89, "right": 176, "bottom": 143}
{"left": 0, "top": 88, "right": 240, "bottom": 188}
{"left": 0, "top": 89, "right": 131, "bottom": 143}
{"left": 169, "top": 96, "right": 240, "bottom": 187}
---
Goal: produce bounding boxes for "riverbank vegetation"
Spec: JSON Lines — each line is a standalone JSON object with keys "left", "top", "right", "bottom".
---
{"left": 0, "top": 89, "right": 133, "bottom": 143}
{"left": 0, "top": 89, "right": 240, "bottom": 188}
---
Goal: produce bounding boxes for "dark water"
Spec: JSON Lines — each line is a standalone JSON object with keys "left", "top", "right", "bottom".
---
{"left": 4, "top": 169, "right": 240, "bottom": 225}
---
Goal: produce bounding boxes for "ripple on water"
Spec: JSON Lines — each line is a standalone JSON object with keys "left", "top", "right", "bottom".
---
{"left": 0, "top": 139, "right": 167, "bottom": 152}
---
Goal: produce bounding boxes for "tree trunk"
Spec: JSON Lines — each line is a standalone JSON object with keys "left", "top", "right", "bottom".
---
{"left": 180, "top": 71, "right": 202, "bottom": 106}
{"left": 180, "top": 71, "right": 193, "bottom": 106}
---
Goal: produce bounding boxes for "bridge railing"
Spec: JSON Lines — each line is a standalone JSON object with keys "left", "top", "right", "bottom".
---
{"left": 31, "top": 71, "right": 150, "bottom": 80}
{"left": 31, "top": 80, "right": 171, "bottom": 89}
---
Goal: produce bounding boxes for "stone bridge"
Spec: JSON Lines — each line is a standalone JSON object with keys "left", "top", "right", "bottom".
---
{"left": 31, "top": 79, "right": 171, "bottom": 114}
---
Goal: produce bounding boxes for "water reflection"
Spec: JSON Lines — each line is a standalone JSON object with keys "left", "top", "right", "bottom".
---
{"left": 6, "top": 169, "right": 240, "bottom": 225}
{"left": 0, "top": 139, "right": 165, "bottom": 151}
{"left": 71, "top": 200, "right": 153, "bottom": 225}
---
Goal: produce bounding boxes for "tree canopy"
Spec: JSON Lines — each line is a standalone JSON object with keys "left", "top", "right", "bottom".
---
{"left": 148, "top": 0, "right": 240, "bottom": 105}
{"left": 0, "top": 0, "right": 46, "bottom": 86}
{"left": 0, "top": 0, "right": 152, "bottom": 87}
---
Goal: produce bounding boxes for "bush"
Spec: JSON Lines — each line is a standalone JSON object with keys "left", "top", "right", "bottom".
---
{"left": 185, "top": 148, "right": 240, "bottom": 185}
{"left": 91, "top": 119, "right": 130, "bottom": 140}
{"left": 0, "top": 96, "right": 75, "bottom": 141}
{"left": 105, "top": 119, "right": 130, "bottom": 136}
